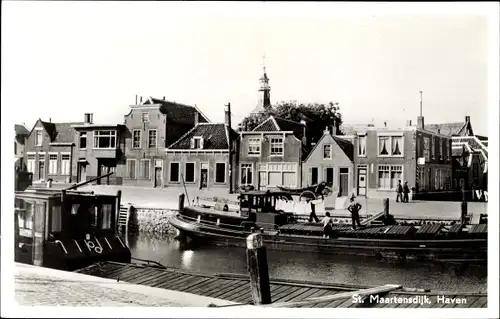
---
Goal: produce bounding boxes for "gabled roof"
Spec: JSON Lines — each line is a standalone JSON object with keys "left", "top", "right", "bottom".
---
{"left": 143, "top": 97, "right": 210, "bottom": 125}
{"left": 252, "top": 116, "right": 305, "bottom": 139}
{"left": 304, "top": 132, "right": 354, "bottom": 162}
{"left": 53, "top": 122, "right": 83, "bottom": 143}
{"left": 425, "top": 117, "right": 474, "bottom": 137}
{"left": 167, "top": 123, "right": 236, "bottom": 150}
{"left": 15, "top": 124, "right": 30, "bottom": 136}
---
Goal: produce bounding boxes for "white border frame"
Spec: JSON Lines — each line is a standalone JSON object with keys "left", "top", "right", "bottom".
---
{"left": 184, "top": 161, "right": 196, "bottom": 184}
{"left": 169, "top": 161, "right": 181, "bottom": 183}
{"left": 214, "top": 161, "right": 227, "bottom": 184}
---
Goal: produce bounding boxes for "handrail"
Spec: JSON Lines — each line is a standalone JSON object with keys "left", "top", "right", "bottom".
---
{"left": 55, "top": 240, "right": 68, "bottom": 254}
{"left": 63, "top": 172, "right": 114, "bottom": 191}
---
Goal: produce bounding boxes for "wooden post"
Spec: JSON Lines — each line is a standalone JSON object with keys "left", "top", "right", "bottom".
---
{"left": 33, "top": 202, "right": 47, "bottom": 267}
{"left": 246, "top": 233, "right": 271, "bottom": 305}
{"left": 461, "top": 201, "right": 468, "bottom": 224}
{"left": 115, "top": 190, "right": 122, "bottom": 232}
{"left": 178, "top": 193, "right": 185, "bottom": 211}
{"left": 383, "top": 198, "right": 389, "bottom": 216}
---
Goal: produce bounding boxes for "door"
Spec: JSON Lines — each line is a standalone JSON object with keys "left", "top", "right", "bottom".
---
{"left": 77, "top": 163, "right": 87, "bottom": 183}
{"left": 200, "top": 163, "right": 208, "bottom": 189}
{"left": 311, "top": 167, "right": 318, "bottom": 185}
{"left": 325, "top": 167, "right": 334, "bottom": 186}
{"left": 258, "top": 171, "right": 267, "bottom": 190}
{"left": 339, "top": 168, "right": 349, "bottom": 197}
{"left": 357, "top": 167, "right": 367, "bottom": 196}
{"left": 154, "top": 167, "right": 162, "bottom": 188}
{"left": 38, "top": 161, "right": 45, "bottom": 181}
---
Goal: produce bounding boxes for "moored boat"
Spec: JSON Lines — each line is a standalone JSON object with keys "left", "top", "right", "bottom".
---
{"left": 14, "top": 174, "right": 131, "bottom": 271}
{"left": 169, "top": 190, "right": 487, "bottom": 263}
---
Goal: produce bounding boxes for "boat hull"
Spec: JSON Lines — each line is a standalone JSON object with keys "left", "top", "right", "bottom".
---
{"left": 169, "top": 214, "right": 487, "bottom": 263}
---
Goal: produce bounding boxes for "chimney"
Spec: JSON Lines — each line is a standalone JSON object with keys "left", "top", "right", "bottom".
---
{"left": 84, "top": 113, "right": 93, "bottom": 124}
{"left": 465, "top": 115, "right": 470, "bottom": 123}
{"left": 225, "top": 103, "right": 232, "bottom": 128}
{"left": 324, "top": 126, "right": 330, "bottom": 135}
{"left": 406, "top": 120, "right": 412, "bottom": 126}
{"left": 140, "top": 96, "right": 143, "bottom": 104}
{"left": 300, "top": 120, "right": 307, "bottom": 145}
{"left": 437, "top": 128, "right": 441, "bottom": 134}
{"left": 49, "top": 118, "right": 52, "bottom": 123}
{"left": 194, "top": 112, "right": 199, "bottom": 126}
{"left": 135, "top": 95, "right": 138, "bottom": 105}
{"left": 417, "top": 116, "right": 425, "bottom": 129}
{"left": 331, "top": 118, "right": 337, "bottom": 136}
{"left": 163, "top": 96, "right": 166, "bottom": 101}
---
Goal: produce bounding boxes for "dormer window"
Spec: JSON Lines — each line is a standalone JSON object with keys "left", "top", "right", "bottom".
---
{"left": 141, "top": 112, "right": 149, "bottom": 123}
{"left": 191, "top": 136, "right": 204, "bottom": 149}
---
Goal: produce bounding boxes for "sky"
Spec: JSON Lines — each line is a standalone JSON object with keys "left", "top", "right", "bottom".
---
{"left": 1, "top": 2, "right": 496, "bottom": 136}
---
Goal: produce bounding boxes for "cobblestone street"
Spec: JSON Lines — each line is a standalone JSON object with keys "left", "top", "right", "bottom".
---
{"left": 14, "top": 263, "right": 237, "bottom": 307}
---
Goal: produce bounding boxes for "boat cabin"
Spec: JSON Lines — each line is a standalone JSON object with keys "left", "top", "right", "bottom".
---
{"left": 238, "top": 190, "right": 295, "bottom": 229}
{"left": 15, "top": 188, "right": 131, "bottom": 271}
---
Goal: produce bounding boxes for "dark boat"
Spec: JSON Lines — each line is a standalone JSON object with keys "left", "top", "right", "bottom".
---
{"left": 169, "top": 190, "right": 487, "bottom": 263}
{"left": 14, "top": 174, "right": 131, "bottom": 271}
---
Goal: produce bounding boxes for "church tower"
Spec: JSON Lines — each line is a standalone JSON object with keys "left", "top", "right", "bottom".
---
{"left": 250, "top": 57, "right": 271, "bottom": 115}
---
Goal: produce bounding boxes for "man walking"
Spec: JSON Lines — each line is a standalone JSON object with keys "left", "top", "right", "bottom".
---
{"left": 403, "top": 181, "right": 410, "bottom": 203}
{"left": 396, "top": 180, "right": 403, "bottom": 202}
{"left": 347, "top": 194, "right": 362, "bottom": 230}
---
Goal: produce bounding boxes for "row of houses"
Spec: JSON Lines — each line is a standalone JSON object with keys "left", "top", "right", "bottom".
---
{"left": 14, "top": 69, "right": 488, "bottom": 199}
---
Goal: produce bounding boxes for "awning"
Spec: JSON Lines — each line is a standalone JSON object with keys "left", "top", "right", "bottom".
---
{"left": 78, "top": 159, "right": 89, "bottom": 164}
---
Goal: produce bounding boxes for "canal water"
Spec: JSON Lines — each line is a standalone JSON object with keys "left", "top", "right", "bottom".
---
{"left": 126, "top": 233, "right": 487, "bottom": 293}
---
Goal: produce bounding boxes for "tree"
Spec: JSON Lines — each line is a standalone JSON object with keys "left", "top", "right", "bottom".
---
{"left": 239, "top": 101, "right": 343, "bottom": 143}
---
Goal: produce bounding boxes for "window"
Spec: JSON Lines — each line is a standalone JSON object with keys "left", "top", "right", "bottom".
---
{"left": 323, "top": 144, "right": 332, "bottom": 159}
{"left": 310, "top": 167, "right": 318, "bottom": 185}
{"left": 126, "top": 159, "right": 136, "bottom": 179}
{"left": 185, "top": 163, "right": 195, "bottom": 183}
{"left": 378, "top": 165, "right": 403, "bottom": 189}
{"left": 35, "top": 129, "right": 43, "bottom": 146}
{"left": 133, "top": 130, "right": 141, "bottom": 148}
{"left": 18, "top": 201, "right": 34, "bottom": 230}
{"left": 148, "top": 130, "right": 157, "bottom": 148}
{"left": 61, "top": 154, "right": 70, "bottom": 175}
{"left": 358, "top": 135, "right": 366, "bottom": 156}
{"left": 270, "top": 138, "right": 284, "bottom": 156}
{"left": 248, "top": 138, "right": 261, "bottom": 156}
{"left": 27, "top": 154, "right": 36, "bottom": 173}
{"left": 435, "top": 169, "right": 440, "bottom": 190}
{"left": 142, "top": 112, "right": 149, "bottom": 122}
{"left": 191, "top": 137, "right": 203, "bottom": 149}
{"left": 170, "top": 162, "right": 180, "bottom": 182}
{"left": 140, "top": 159, "right": 150, "bottom": 179}
{"left": 431, "top": 137, "right": 435, "bottom": 159}
{"left": 49, "top": 154, "right": 58, "bottom": 175}
{"left": 50, "top": 205, "right": 62, "bottom": 232}
{"left": 423, "top": 137, "right": 430, "bottom": 161}
{"left": 79, "top": 132, "right": 87, "bottom": 149}
{"left": 240, "top": 164, "right": 253, "bottom": 185}
{"left": 439, "top": 138, "right": 443, "bottom": 159}
{"left": 93, "top": 130, "right": 117, "bottom": 148}
{"left": 215, "top": 163, "right": 226, "bottom": 184}
{"left": 101, "top": 204, "right": 113, "bottom": 229}
{"left": 324, "top": 167, "right": 334, "bottom": 185}
{"left": 378, "top": 135, "right": 403, "bottom": 156}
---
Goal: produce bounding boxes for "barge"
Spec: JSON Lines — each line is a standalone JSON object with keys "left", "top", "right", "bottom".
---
{"left": 169, "top": 188, "right": 487, "bottom": 263}
{"left": 14, "top": 174, "right": 131, "bottom": 271}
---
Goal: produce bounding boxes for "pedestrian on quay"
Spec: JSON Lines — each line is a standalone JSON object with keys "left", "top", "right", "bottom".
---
{"left": 403, "top": 181, "right": 410, "bottom": 203}
{"left": 347, "top": 194, "right": 362, "bottom": 230}
{"left": 396, "top": 180, "right": 403, "bottom": 202}
{"left": 321, "top": 212, "right": 333, "bottom": 238}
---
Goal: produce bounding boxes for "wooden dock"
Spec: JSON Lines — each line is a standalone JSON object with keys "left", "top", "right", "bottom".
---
{"left": 76, "top": 261, "right": 487, "bottom": 308}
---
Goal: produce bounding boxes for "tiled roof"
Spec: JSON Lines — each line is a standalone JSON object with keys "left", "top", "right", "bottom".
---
{"left": 144, "top": 97, "right": 209, "bottom": 125}
{"left": 333, "top": 136, "right": 354, "bottom": 162}
{"left": 253, "top": 116, "right": 305, "bottom": 139}
{"left": 53, "top": 122, "right": 83, "bottom": 143}
{"left": 167, "top": 123, "right": 235, "bottom": 150}
{"left": 340, "top": 124, "right": 374, "bottom": 135}
{"left": 424, "top": 122, "right": 466, "bottom": 136}
{"left": 15, "top": 124, "right": 30, "bottom": 136}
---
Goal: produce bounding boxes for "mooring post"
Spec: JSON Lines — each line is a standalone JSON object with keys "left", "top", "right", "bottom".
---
{"left": 115, "top": 190, "right": 122, "bottom": 231}
{"left": 461, "top": 201, "right": 468, "bottom": 224}
{"left": 178, "top": 193, "right": 185, "bottom": 211}
{"left": 246, "top": 233, "right": 272, "bottom": 305}
{"left": 383, "top": 198, "right": 389, "bottom": 216}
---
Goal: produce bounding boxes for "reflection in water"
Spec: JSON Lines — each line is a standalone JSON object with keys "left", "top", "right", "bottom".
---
{"left": 127, "top": 233, "right": 487, "bottom": 293}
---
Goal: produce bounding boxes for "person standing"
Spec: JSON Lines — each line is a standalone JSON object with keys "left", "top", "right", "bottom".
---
{"left": 321, "top": 212, "right": 333, "bottom": 238}
{"left": 347, "top": 194, "right": 362, "bottom": 230}
{"left": 403, "top": 181, "right": 410, "bottom": 203}
{"left": 396, "top": 180, "right": 403, "bottom": 202}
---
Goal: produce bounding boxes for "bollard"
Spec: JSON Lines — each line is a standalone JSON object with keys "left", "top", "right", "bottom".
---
{"left": 383, "top": 198, "right": 390, "bottom": 216}
{"left": 461, "top": 201, "right": 468, "bottom": 225}
{"left": 178, "top": 193, "right": 185, "bottom": 211}
{"left": 246, "top": 233, "right": 271, "bottom": 305}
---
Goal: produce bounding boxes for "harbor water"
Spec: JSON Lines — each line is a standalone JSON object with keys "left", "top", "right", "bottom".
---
{"left": 126, "top": 232, "right": 487, "bottom": 293}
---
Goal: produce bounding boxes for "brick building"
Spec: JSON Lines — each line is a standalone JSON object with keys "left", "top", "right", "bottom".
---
{"left": 121, "top": 97, "right": 209, "bottom": 187}
{"left": 24, "top": 119, "right": 81, "bottom": 183}
{"left": 302, "top": 128, "right": 354, "bottom": 197}
{"left": 236, "top": 115, "right": 307, "bottom": 190}
{"left": 71, "top": 113, "right": 125, "bottom": 185}
{"left": 165, "top": 106, "right": 237, "bottom": 192}
{"left": 342, "top": 116, "right": 453, "bottom": 199}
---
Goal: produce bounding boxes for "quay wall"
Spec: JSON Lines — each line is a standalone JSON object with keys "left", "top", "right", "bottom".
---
{"left": 128, "top": 207, "right": 178, "bottom": 235}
